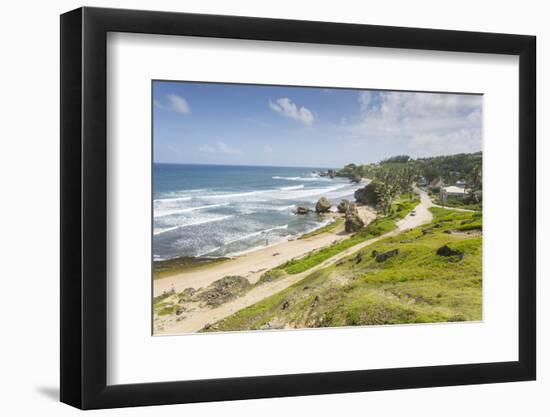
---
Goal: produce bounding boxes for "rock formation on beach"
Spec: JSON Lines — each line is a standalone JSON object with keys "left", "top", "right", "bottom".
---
{"left": 295, "top": 205, "right": 311, "bottom": 215}
{"left": 354, "top": 181, "right": 380, "bottom": 206}
{"left": 344, "top": 203, "right": 364, "bottom": 232}
{"left": 337, "top": 199, "right": 350, "bottom": 213}
{"left": 315, "top": 197, "right": 331, "bottom": 213}
{"left": 318, "top": 169, "right": 336, "bottom": 179}
{"left": 350, "top": 174, "right": 362, "bottom": 183}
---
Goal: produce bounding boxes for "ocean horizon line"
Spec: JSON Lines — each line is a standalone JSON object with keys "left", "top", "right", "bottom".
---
{"left": 153, "top": 161, "right": 340, "bottom": 170}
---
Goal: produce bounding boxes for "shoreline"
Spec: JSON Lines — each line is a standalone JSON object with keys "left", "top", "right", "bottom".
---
{"left": 153, "top": 210, "right": 346, "bottom": 279}
{"left": 153, "top": 205, "right": 377, "bottom": 296}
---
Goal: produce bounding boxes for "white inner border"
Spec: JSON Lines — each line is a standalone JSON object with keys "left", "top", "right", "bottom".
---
{"left": 107, "top": 33, "right": 519, "bottom": 385}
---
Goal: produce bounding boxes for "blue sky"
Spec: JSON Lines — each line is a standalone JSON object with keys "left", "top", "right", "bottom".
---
{"left": 153, "top": 81, "right": 482, "bottom": 168}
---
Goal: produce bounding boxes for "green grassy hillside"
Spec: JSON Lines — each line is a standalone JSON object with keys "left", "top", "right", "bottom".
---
{"left": 203, "top": 208, "right": 482, "bottom": 332}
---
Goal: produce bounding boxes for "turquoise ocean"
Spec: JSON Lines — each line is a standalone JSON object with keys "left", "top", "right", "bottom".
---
{"left": 153, "top": 163, "right": 363, "bottom": 261}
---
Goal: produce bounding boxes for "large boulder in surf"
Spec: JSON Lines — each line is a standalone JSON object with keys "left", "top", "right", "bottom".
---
{"left": 345, "top": 212, "right": 364, "bottom": 233}
{"left": 354, "top": 180, "right": 381, "bottom": 206}
{"left": 337, "top": 199, "right": 350, "bottom": 213}
{"left": 315, "top": 197, "right": 332, "bottom": 213}
{"left": 295, "top": 205, "right": 311, "bottom": 215}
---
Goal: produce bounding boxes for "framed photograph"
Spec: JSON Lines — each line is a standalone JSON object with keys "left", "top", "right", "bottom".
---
{"left": 60, "top": 7, "right": 536, "bottom": 409}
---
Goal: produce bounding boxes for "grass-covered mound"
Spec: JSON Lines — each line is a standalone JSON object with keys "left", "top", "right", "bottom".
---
{"left": 203, "top": 207, "right": 482, "bottom": 332}
{"left": 298, "top": 217, "right": 344, "bottom": 240}
{"left": 153, "top": 256, "right": 229, "bottom": 280}
{"left": 280, "top": 195, "right": 419, "bottom": 275}
{"left": 432, "top": 194, "right": 482, "bottom": 211}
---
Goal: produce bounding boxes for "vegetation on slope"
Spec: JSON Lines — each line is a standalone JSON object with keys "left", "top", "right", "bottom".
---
{"left": 153, "top": 256, "right": 229, "bottom": 280}
{"left": 203, "top": 208, "right": 482, "bottom": 332}
{"left": 432, "top": 194, "right": 482, "bottom": 211}
{"left": 298, "top": 217, "right": 344, "bottom": 240}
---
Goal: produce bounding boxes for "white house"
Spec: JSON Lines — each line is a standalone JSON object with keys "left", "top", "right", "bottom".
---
{"left": 442, "top": 185, "right": 467, "bottom": 197}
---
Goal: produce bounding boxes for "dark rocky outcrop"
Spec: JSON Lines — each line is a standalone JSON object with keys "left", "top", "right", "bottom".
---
{"left": 295, "top": 205, "right": 310, "bottom": 215}
{"left": 319, "top": 169, "right": 336, "bottom": 179}
{"left": 354, "top": 181, "right": 380, "bottom": 206}
{"left": 375, "top": 249, "right": 399, "bottom": 262}
{"left": 345, "top": 212, "right": 364, "bottom": 233}
{"left": 153, "top": 288, "right": 175, "bottom": 304}
{"left": 337, "top": 199, "right": 350, "bottom": 213}
{"left": 198, "top": 275, "right": 251, "bottom": 307}
{"left": 315, "top": 197, "right": 331, "bottom": 213}
{"left": 436, "top": 245, "right": 464, "bottom": 259}
{"left": 311, "top": 295, "right": 320, "bottom": 307}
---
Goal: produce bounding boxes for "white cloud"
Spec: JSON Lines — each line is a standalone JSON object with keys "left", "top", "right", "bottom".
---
{"left": 358, "top": 91, "right": 372, "bottom": 112}
{"left": 198, "top": 141, "right": 242, "bottom": 155}
{"left": 166, "top": 94, "right": 190, "bottom": 114}
{"left": 345, "top": 91, "right": 482, "bottom": 156}
{"left": 409, "top": 129, "right": 481, "bottom": 156}
{"left": 153, "top": 99, "right": 164, "bottom": 110}
{"left": 269, "top": 98, "right": 314, "bottom": 125}
{"left": 156, "top": 94, "right": 190, "bottom": 114}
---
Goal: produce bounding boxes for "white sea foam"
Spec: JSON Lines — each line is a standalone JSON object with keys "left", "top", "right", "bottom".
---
{"left": 154, "top": 202, "right": 230, "bottom": 218}
{"left": 277, "top": 184, "right": 348, "bottom": 200}
{"left": 196, "top": 246, "right": 222, "bottom": 257}
{"left": 223, "top": 224, "right": 289, "bottom": 245}
{"left": 155, "top": 188, "right": 206, "bottom": 201}
{"left": 271, "top": 205, "right": 295, "bottom": 211}
{"left": 279, "top": 184, "right": 305, "bottom": 191}
{"left": 200, "top": 184, "right": 342, "bottom": 202}
{"left": 272, "top": 176, "right": 329, "bottom": 182}
{"left": 153, "top": 215, "right": 233, "bottom": 235}
{"left": 154, "top": 196, "right": 192, "bottom": 204}
{"left": 201, "top": 190, "right": 264, "bottom": 199}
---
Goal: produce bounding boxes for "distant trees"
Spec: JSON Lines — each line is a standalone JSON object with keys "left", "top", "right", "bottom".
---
{"left": 336, "top": 163, "right": 376, "bottom": 181}
{"left": 355, "top": 165, "right": 419, "bottom": 215}
{"left": 397, "top": 165, "right": 417, "bottom": 200}
{"left": 342, "top": 152, "right": 482, "bottom": 214}
{"left": 415, "top": 152, "right": 482, "bottom": 184}
{"left": 337, "top": 152, "right": 482, "bottom": 186}
{"left": 380, "top": 155, "right": 411, "bottom": 164}
{"left": 465, "top": 164, "right": 482, "bottom": 203}
{"left": 376, "top": 172, "right": 401, "bottom": 215}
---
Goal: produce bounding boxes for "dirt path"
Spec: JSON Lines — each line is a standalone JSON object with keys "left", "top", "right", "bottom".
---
{"left": 155, "top": 193, "right": 433, "bottom": 335}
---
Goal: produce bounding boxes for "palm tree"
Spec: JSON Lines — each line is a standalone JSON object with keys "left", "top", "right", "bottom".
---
{"left": 466, "top": 164, "right": 482, "bottom": 202}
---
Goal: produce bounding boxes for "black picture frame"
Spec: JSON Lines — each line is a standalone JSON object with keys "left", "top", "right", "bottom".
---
{"left": 60, "top": 6, "right": 536, "bottom": 410}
